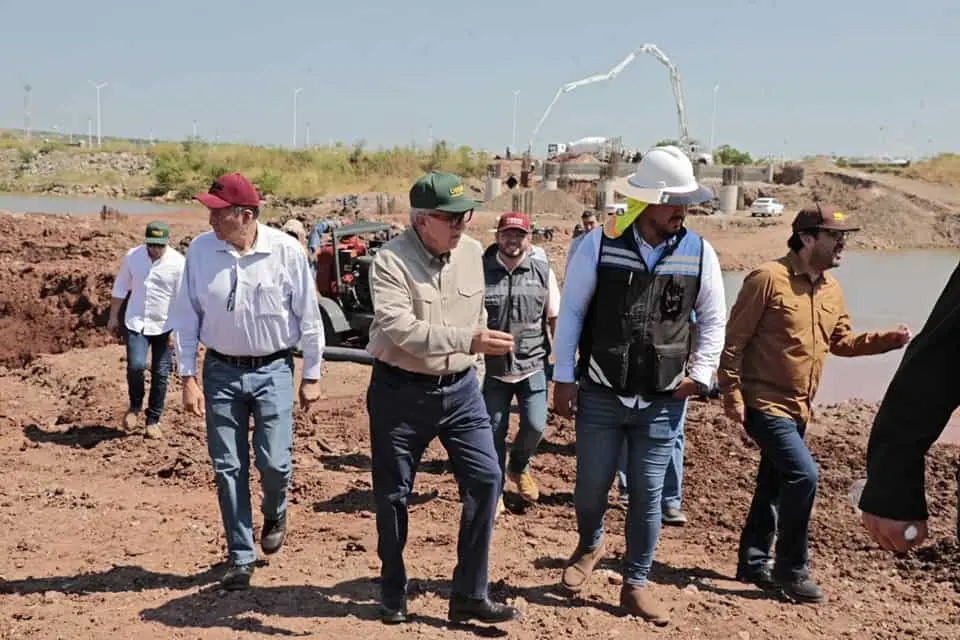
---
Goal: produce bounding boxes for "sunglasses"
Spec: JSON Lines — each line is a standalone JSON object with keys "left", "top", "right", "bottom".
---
{"left": 425, "top": 210, "right": 473, "bottom": 226}
{"left": 819, "top": 229, "right": 850, "bottom": 242}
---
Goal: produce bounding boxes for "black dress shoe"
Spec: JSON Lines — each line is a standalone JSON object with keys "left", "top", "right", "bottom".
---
{"left": 222, "top": 563, "right": 255, "bottom": 591}
{"left": 261, "top": 514, "right": 287, "bottom": 555}
{"left": 778, "top": 577, "right": 825, "bottom": 603}
{"left": 448, "top": 595, "right": 520, "bottom": 624}
{"left": 735, "top": 566, "right": 775, "bottom": 588}
{"left": 379, "top": 602, "right": 408, "bottom": 624}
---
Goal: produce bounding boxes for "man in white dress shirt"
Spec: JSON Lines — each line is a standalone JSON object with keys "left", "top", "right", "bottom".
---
{"left": 108, "top": 220, "right": 185, "bottom": 440}
{"left": 168, "top": 172, "right": 325, "bottom": 590}
{"left": 552, "top": 146, "right": 726, "bottom": 624}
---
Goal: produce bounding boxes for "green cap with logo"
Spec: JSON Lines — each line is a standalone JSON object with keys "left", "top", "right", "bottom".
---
{"left": 409, "top": 171, "right": 480, "bottom": 213}
{"left": 144, "top": 221, "right": 170, "bottom": 245}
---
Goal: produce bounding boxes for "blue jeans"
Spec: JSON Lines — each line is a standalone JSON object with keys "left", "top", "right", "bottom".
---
{"left": 203, "top": 353, "right": 295, "bottom": 566}
{"left": 367, "top": 363, "right": 501, "bottom": 607}
{"left": 125, "top": 329, "right": 172, "bottom": 426}
{"left": 616, "top": 406, "right": 686, "bottom": 509}
{"left": 482, "top": 370, "right": 548, "bottom": 477}
{"left": 575, "top": 387, "right": 687, "bottom": 586}
{"left": 738, "top": 408, "right": 818, "bottom": 582}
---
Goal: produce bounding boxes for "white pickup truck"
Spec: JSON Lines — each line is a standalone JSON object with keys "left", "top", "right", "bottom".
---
{"left": 750, "top": 197, "right": 785, "bottom": 217}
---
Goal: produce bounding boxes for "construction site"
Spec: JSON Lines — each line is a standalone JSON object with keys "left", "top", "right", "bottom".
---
{"left": 2, "top": 32, "right": 960, "bottom": 640}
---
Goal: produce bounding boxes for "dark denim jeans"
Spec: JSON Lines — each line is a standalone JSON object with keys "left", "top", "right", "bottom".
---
{"left": 738, "top": 407, "right": 819, "bottom": 581}
{"left": 125, "top": 329, "right": 172, "bottom": 426}
{"left": 482, "top": 369, "right": 548, "bottom": 478}
{"left": 203, "top": 353, "right": 295, "bottom": 566}
{"left": 367, "top": 363, "right": 501, "bottom": 607}
{"left": 574, "top": 387, "right": 687, "bottom": 586}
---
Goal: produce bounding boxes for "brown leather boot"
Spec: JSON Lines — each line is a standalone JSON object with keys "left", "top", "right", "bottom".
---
{"left": 620, "top": 584, "right": 669, "bottom": 626}
{"left": 561, "top": 540, "right": 605, "bottom": 593}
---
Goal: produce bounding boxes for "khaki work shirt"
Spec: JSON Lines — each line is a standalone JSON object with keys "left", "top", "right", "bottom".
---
{"left": 718, "top": 253, "right": 898, "bottom": 423}
{"left": 366, "top": 227, "right": 486, "bottom": 376}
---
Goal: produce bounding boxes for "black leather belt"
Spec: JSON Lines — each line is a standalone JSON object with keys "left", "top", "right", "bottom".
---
{"left": 375, "top": 361, "right": 470, "bottom": 387}
{"left": 207, "top": 348, "right": 291, "bottom": 369}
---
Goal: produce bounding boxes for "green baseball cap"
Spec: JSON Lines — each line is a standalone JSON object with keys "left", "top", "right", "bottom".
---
{"left": 144, "top": 221, "right": 170, "bottom": 245}
{"left": 409, "top": 171, "right": 480, "bottom": 213}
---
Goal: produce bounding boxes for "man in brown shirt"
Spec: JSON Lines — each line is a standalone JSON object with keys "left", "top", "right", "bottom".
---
{"left": 365, "top": 171, "right": 520, "bottom": 626}
{"left": 719, "top": 203, "right": 911, "bottom": 603}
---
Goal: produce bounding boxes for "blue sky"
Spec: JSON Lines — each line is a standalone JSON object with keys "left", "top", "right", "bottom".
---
{"left": 0, "top": 0, "right": 954, "bottom": 159}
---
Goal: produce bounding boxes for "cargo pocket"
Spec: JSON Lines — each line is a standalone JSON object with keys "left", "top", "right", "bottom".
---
{"left": 652, "top": 343, "right": 689, "bottom": 393}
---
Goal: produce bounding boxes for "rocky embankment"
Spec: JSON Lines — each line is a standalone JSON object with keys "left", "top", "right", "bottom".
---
{"left": 0, "top": 148, "right": 153, "bottom": 199}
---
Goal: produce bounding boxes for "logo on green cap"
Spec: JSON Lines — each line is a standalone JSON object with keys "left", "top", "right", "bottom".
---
{"left": 144, "top": 221, "right": 169, "bottom": 245}
{"left": 409, "top": 172, "right": 478, "bottom": 214}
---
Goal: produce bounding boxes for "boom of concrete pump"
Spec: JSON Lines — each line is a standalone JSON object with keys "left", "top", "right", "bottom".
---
{"left": 529, "top": 44, "right": 713, "bottom": 165}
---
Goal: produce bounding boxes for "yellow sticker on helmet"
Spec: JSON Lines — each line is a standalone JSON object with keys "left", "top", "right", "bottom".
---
{"left": 604, "top": 198, "right": 647, "bottom": 238}
{"left": 833, "top": 211, "right": 845, "bottom": 221}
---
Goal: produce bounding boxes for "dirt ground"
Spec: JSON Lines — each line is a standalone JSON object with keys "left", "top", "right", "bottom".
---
{"left": 2, "top": 169, "right": 960, "bottom": 639}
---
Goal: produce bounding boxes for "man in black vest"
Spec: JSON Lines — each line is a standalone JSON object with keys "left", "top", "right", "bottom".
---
{"left": 552, "top": 146, "right": 727, "bottom": 624}
{"left": 482, "top": 212, "right": 561, "bottom": 516}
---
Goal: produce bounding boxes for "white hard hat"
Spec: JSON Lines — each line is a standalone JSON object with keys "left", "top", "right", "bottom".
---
{"left": 611, "top": 145, "right": 712, "bottom": 205}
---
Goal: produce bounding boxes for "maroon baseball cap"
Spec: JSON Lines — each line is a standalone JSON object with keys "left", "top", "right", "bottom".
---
{"left": 194, "top": 172, "right": 260, "bottom": 209}
{"left": 497, "top": 211, "right": 531, "bottom": 233}
{"left": 792, "top": 202, "right": 860, "bottom": 233}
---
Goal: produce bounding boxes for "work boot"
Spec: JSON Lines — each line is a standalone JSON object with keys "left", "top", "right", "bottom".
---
{"left": 507, "top": 470, "right": 540, "bottom": 503}
{"left": 561, "top": 540, "right": 605, "bottom": 593}
{"left": 778, "top": 577, "right": 825, "bottom": 603}
{"left": 144, "top": 422, "right": 163, "bottom": 439}
{"left": 495, "top": 496, "right": 505, "bottom": 518}
{"left": 620, "top": 584, "right": 670, "bottom": 626}
{"left": 661, "top": 506, "right": 687, "bottom": 526}
{"left": 261, "top": 513, "right": 287, "bottom": 554}
{"left": 221, "top": 563, "right": 255, "bottom": 591}
{"left": 121, "top": 411, "right": 138, "bottom": 430}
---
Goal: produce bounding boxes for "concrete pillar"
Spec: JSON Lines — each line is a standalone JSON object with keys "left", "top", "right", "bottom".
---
{"left": 719, "top": 185, "right": 738, "bottom": 214}
{"left": 596, "top": 179, "right": 615, "bottom": 211}
{"left": 484, "top": 175, "right": 501, "bottom": 201}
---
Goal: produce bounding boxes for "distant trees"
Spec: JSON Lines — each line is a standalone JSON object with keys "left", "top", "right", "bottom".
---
{"left": 712, "top": 145, "right": 753, "bottom": 165}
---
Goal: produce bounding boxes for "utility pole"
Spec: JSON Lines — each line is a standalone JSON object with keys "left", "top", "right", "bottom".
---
{"left": 89, "top": 81, "right": 107, "bottom": 147}
{"left": 292, "top": 87, "right": 303, "bottom": 147}
{"left": 87, "top": 118, "right": 93, "bottom": 147}
{"left": 305, "top": 121, "right": 311, "bottom": 147}
{"left": 710, "top": 83, "right": 719, "bottom": 151}
{"left": 23, "top": 84, "right": 32, "bottom": 142}
{"left": 192, "top": 119, "right": 199, "bottom": 140}
{"left": 511, "top": 89, "right": 520, "bottom": 155}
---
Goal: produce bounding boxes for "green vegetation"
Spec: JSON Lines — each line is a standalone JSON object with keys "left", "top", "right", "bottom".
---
{"left": 0, "top": 130, "right": 492, "bottom": 200}
{"left": 712, "top": 145, "right": 753, "bottom": 165}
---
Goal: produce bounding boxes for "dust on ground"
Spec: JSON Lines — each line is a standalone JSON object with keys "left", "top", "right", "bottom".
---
{"left": 2, "top": 166, "right": 960, "bottom": 639}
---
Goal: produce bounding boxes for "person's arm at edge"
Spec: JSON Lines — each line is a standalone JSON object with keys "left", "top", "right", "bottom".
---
{"left": 859, "top": 263, "right": 960, "bottom": 520}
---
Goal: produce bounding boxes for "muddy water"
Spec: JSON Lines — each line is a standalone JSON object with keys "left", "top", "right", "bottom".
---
{"left": 0, "top": 193, "right": 189, "bottom": 215}
{"left": 722, "top": 250, "right": 960, "bottom": 442}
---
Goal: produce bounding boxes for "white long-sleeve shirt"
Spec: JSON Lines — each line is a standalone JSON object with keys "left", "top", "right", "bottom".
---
{"left": 553, "top": 226, "right": 726, "bottom": 408}
{"left": 111, "top": 245, "right": 185, "bottom": 336}
{"left": 168, "top": 223, "right": 325, "bottom": 379}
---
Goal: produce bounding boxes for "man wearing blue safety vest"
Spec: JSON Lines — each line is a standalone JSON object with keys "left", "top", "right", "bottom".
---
{"left": 552, "top": 145, "right": 726, "bottom": 625}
